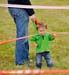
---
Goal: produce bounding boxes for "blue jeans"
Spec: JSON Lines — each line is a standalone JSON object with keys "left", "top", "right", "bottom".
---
{"left": 36, "top": 52, "right": 53, "bottom": 68}
{"left": 8, "top": 8, "right": 29, "bottom": 65}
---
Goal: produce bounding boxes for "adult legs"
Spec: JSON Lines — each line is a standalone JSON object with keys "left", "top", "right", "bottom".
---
{"left": 8, "top": 8, "right": 29, "bottom": 65}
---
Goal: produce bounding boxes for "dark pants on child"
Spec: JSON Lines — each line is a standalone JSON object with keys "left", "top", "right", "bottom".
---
{"left": 36, "top": 52, "right": 53, "bottom": 68}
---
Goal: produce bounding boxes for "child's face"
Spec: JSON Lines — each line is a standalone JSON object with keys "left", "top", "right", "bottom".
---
{"left": 38, "top": 27, "right": 46, "bottom": 35}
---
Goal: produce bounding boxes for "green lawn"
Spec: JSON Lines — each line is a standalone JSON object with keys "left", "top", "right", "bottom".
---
{"left": 0, "top": 0, "right": 69, "bottom": 75}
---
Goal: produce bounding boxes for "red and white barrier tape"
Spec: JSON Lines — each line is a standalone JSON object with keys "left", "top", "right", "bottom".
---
{"left": 0, "top": 32, "right": 69, "bottom": 45}
{"left": 0, "top": 70, "right": 69, "bottom": 74}
{"left": 0, "top": 4, "right": 69, "bottom": 9}
{"left": 54, "top": 32, "right": 69, "bottom": 34}
{"left": 0, "top": 34, "right": 35, "bottom": 44}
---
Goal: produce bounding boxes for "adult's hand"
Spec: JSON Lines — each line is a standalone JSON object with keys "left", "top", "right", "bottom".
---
{"left": 30, "top": 14, "right": 39, "bottom": 25}
{"left": 30, "top": 14, "right": 36, "bottom": 21}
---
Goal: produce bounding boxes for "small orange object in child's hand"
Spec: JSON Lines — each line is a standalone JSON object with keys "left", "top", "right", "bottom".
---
{"left": 52, "top": 32, "right": 56, "bottom": 38}
{"left": 32, "top": 43, "right": 37, "bottom": 47}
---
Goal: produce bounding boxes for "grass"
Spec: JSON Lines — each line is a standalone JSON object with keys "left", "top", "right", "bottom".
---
{"left": 0, "top": 0, "right": 69, "bottom": 75}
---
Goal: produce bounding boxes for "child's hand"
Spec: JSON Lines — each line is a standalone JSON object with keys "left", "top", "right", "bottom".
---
{"left": 32, "top": 43, "right": 37, "bottom": 47}
{"left": 52, "top": 32, "right": 56, "bottom": 38}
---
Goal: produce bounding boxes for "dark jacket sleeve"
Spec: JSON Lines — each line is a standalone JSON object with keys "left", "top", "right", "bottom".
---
{"left": 22, "top": 0, "right": 35, "bottom": 16}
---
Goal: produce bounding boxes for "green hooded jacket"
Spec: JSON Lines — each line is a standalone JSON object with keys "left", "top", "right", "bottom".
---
{"left": 30, "top": 32, "right": 54, "bottom": 53}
